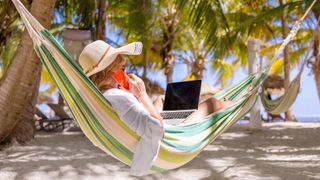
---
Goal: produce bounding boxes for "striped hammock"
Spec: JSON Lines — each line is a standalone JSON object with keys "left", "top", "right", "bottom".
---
{"left": 261, "top": 61, "right": 306, "bottom": 115}
{"left": 11, "top": 0, "right": 315, "bottom": 173}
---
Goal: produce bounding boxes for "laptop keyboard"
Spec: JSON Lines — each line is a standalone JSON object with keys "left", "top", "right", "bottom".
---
{"left": 161, "top": 110, "right": 194, "bottom": 119}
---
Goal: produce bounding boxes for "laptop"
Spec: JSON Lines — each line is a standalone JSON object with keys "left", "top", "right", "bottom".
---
{"left": 160, "top": 80, "right": 202, "bottom": 123}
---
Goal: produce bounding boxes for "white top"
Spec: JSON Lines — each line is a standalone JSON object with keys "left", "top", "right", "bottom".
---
{"left": 103, "top": 88, "right": 164, "bottom": 176}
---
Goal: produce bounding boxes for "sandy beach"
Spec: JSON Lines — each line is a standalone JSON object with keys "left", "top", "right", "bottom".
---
{"left": 1, "top": 122, "right": 320, "bottom": 180}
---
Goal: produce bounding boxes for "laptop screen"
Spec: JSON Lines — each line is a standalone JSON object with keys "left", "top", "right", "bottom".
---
{"left": 163, "top": 80, "right": 202, "bottom": 111}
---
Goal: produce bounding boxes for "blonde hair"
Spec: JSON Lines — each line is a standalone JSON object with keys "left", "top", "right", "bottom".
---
{"left": 89, "top": 55, "right": 126, "bottom": 91}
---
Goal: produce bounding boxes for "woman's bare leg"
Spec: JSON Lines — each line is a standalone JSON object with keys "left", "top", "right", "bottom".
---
{"left": 184, "top": 97, "right": 232, "bottom": 124}
{"left": 153, "top": 95, "right": 165, "bottom": 113}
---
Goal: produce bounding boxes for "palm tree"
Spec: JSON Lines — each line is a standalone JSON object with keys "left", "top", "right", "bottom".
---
{"left": 54, "top": 0, "right": 96, "bottom": 30}
{"left": 0, "top": 0, "right": 57, "bottom": 145}
{"left": 0, "top": 0, "right": 25, "bottom": 75}
{"left": 173, "top": 0, "right": 251, "bottom": 88}
{"left": 107, "top": 0, "right": 161, "bottom": 79}
{"left": 159, "top": 0, "right": 179, "bottom": 83}
{"left": 310, "top": 5, "right": 320, "bottom": 100}
{"left": 95, "top": 0, "right": 108, "bottom": 40}
{"left": 175, "top": 0, "right": 319, "bottom": 122}
{"left": 176, "top": 28, "right": 217, "bottom": 81}
{"left": 253, "top": 0, "right": 320, "bottom": 101}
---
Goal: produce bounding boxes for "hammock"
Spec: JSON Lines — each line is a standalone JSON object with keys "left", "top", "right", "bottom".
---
{"left": 11, "top": 0, "right": 316, "bottom": 173}
{"left": 260, "top": 61, "right": 306, "bottom": 114}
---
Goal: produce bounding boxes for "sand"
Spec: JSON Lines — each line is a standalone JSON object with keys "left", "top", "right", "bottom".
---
{"left": 1, "top": 122, "right": 320, "bottom": 180}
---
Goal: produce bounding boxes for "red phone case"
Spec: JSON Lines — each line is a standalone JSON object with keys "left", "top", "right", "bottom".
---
{"left": 112, "top": 69, "right": 130, "bottom": 90}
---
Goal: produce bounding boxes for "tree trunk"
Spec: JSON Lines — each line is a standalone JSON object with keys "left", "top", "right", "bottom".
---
{"left": 280, "top": 0, "right": 295, "bottom": 121}
{"left": 161, "top": 3, "right": 177, "bottom": 83}
{"left": 161, "top": 28, "right": 174, "bottom": 83}
{"left": 95, "top": 0, "right": 107, "bottom": 40}
{"left": 312, "top": 9, "right": 320, "bottom": 100}
{"left": 314, "top": 57, "right": 320, "bottom": 100}
{"left": 142, "top": 49, "right": 148, "bottom": 79}
{"left": 0, "top": 0, "right": 56, "bottom": 145}
{"left": 164, "top": 55, "right": 174, "bottom": 83}
{"left": 191, "top": 57, "right": 205, "bottom": 80}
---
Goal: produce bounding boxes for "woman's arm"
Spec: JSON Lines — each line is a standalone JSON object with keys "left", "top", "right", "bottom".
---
{"left": 137, "top": 94, "right": 163, "bottom": 121}
{"left": 126, "top": 74, "right": 163, "bottom": 125}
{"left": 153, "top": 95, "right": 164, "bottom": 113}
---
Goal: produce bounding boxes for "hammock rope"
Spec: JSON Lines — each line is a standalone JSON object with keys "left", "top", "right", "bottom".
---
{"left": 262, "top": 0, "right": 317, "bottom": 73}
{"left": 10, "top": 0, "right": 316, "bottom": 173}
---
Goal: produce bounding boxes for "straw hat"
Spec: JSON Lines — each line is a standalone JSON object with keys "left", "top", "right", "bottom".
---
{"left": 79, "top": 40, "right": 143, "bottom": 77}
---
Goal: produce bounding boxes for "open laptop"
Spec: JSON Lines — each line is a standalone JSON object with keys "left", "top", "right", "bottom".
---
{"left": 160, "top": 80, "right": 202, "bottom": 123}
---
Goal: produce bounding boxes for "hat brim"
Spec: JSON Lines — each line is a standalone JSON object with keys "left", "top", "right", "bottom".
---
{"left": 86, "top": 42, "right": 143, "bottom": 77}
{"left": 115, "top": 41, "right": 143, "bottom": 55}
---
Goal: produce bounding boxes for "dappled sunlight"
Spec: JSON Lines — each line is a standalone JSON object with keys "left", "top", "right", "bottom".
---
{"left": 24, "top": 171, "right": 60, "bottom": 180}
{"left": 268, "top": 135, "right": 293, "bottom": 140}
{"left": 35, "top": 131, "right": 83, "bottom": 138}
{"left": 1, "top": 123, "right": 320, "bottom": 179}
{"left": 87, "top": 163, "right": 122, "bottom": 172}
{"left": 266, "top": 122, "right": 320, "bottom": 130}
{"left": 0, "top": 170, "right": 17, "bottom": 180}
{"left": 13, "top": 162, "right": 132, "bottom": 180}
{"left": 258, "top": 154, "right": 320, "bottom": 162}
{"left": 268, "top": 161, "right": 320, "bottom": 168}
{"left": 222, "top": 164, "right": 280, "bottom": 180}
{"left": 162, "top": 123, "right": 320, "bottom": 179}
{"left": 4, "top": 144, "right": 106, "bottom": 163}
{"left": 0, "top": 132, "right": 133, "bottom": 180}
{"left": 301, "top": 171, "right": 320, "bottom": 179}
{"left": 206, "top": 157, "right": 237, "bottom": 172}
{"left": 218, "top": 132, "right": 250, "bottom": 140}
{"left": 204, "top": 144, "right": 244, "bottom": 152}
{"left": 166, "top": 168, "right": 212, "bottom": 180}
{"left": 204, "top": 156, "right": 281, "bottom": 180}
{"left": 256, "top": 146, "right": 320, "bottom": 153}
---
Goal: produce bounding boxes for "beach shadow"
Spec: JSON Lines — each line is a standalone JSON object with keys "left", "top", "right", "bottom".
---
{"left": 1, "top": 123, "right": 320, "bottom": 180}
{"left": 188, "top": 123, "right": 320, "bottom": 180}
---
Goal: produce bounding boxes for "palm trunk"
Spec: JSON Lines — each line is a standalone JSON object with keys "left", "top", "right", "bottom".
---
{"left": 163, "top": 54, "right": 174, "bottom": 83}
{"left": 191, "top": 57, "right": 205, "bottom": 80}
{"left": 142, "top": 49, "right": 148, "bottom": 79}
{"left": 0, "top": 0, "right": 56, "bottom": 144}
{"left": 161, "top": 23, "right": 175, "bottom": 83}
{"left": 280, "top": 0, "right": 295, "bottom": 121}
{"left": 314, "top": 60, "right": 320, "bottom": 99}
{"left": 160, "top": 2, "right": 178, "bottom": 83}
{"left": 312, "top": 9, "right": 320, "bottom": 100}
{"left": 95, "top": 0, "right": 107, "bottom": 40}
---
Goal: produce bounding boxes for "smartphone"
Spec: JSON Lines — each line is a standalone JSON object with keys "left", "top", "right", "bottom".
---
{"left": 112, "top": 69, "right": 130, "bottom": 90}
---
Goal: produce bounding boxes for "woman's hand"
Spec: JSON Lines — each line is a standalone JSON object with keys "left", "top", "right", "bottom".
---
{"left": 126, "top": 74, "right": 147, "bottom": 98}
{"left": 126, "top": 74, "right": 163, "bottom": 124}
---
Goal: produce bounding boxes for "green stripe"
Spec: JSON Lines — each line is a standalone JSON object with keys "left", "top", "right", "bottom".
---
{"left": 38, "top": 44, "right": 134, "bottom": 161}
{"left": 41, "top": 30, "right": 138, "bottom": 138}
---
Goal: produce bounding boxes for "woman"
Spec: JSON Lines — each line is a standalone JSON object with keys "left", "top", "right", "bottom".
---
{"left": 79, "top": 40, "right": 233, "bottom": 176}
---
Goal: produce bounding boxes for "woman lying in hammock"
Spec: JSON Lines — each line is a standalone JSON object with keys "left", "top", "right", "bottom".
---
{"left": 78, "top": 40, "right": 233, "bottom": 176}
